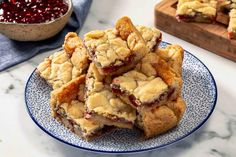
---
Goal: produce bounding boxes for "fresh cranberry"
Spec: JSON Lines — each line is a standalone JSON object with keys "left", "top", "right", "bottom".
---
{"left": 0, "top": 0, "right": 68, "bottom": 23}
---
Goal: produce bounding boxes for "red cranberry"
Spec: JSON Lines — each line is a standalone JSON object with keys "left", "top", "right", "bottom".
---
{"left": 0, "top": 0, "right": 68, "bottom": 23}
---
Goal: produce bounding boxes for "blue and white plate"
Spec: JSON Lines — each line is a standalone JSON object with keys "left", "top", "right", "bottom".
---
{"left": 25, "top": 41, "right": 217, "bottom": 153}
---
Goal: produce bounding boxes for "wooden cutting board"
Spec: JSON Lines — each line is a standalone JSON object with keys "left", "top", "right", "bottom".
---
{"left": 154, "top": 0, "right": 236, "bottom": 62}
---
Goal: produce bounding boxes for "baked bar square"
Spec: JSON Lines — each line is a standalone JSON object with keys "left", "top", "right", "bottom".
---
{"left": 176, "top": 0, "right": 217, "bottom": 23}
{"left": 136, "top": 96, "right": 186, "bottom": 138}
{"left": 84, "top": 16, "right": 148, "bottom": 75}
{"left": 111, "top": 51, "right": 183, "bottom": 109}
{"left": 156, "top": 45, "right": 184, "bottom": 77}
{"left": 37, "top": 32, "right": 89, "bottom": 89}
{"left": 50, "top": 75, "right": 108, "bottom": 141}
{"left": 136, "top": 25, "right": 162, "bottom": 52}
{"left": 85, "top": 63, "right": 136, "bottom": 129}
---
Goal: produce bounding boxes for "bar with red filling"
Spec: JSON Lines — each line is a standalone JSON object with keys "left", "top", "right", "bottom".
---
{"left": 176, "top": 0, "right": 217, "bottom": 23}
{"left": 85, "top": 63, "right": 136, "bottom": 129}
{"left": 50, "top": 75, "right": 109, "bottom": 141}
{"left": 111, "top": 50, "right": 183, "bottom": 110}
{"left": 84, "top": 16, "right": 149, "bottom": 76}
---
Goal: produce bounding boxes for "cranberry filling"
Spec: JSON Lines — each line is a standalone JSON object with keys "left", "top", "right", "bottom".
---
{"left": 111, "top": 84, "right": 125, "bottom": 95}
{"left": 85, "top": 112, "right": 92, "bottom": 119}
{"left": 128, "top": 94, "right": 140, "bottom": 107}
{"left": 112, "top": 84, "right": 176, "bottom": 107}
{"left": 167, "top": 87, "right": 175, "bottom": 98}
{"left": 151, "top": 33, "right": 162, "bottom": 52}
{"left": 0, "top": 0, "right": 68, "bottom": 23}
{"left": 101, "top": 54, "right": 135, "bottom": 73}
{"left": 177, "top": 14, "right": 214, "bottom": 23}
{"left": 106, "top": 113, "right": 133, "bottom": 124}
{"left": 176, "top": 14, "right": 195, "bottom": 22}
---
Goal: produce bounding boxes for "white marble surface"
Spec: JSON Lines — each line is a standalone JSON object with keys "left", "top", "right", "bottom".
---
{"left": 1, "top": 0, "right": 236, "bottom": 156}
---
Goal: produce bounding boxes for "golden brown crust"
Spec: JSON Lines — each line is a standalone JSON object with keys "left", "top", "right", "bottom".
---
{"left": 116, "top": 16, "right": 143, "bottom": 41}
{"left": 140, "top": 106, "right": 177, "bottom": 138}
{"left": 136, "top": 25, "right": 162, "bottom": 52}
{"left": 111, "top": 70, "right": 169, "bottom": 108}
{"left": 153, "top": 58, "right": 183, "bottom": 90}
{"left": 50, "top": 75, "right": 105, "bottom": 141}
{"left": 37, "top": 32, "right": 89, "bottom": 89}
{"left": 84, "top": 16, "right": 148, "bottom": 75}
{"left": 137, "top": 96, "right": 186, "bottom": 139}
{"left": 156, "top": 45, "right": 184, "bottom": 77}
{"left": 53, "top": 75, "right": 86, "bottom": 105}
{"left": 63, "top": 32, "right": 83, "bottom": 54}
{"left": 166, "top": 96, "right": 186, "bottom": 121}
{"left": 50, "top": 75, "right": 86, "bottom": 117}
{"left": 85, "top": 63, "right": 136, "bottom": 128}
{"left": 37, "top": 16, "right": 187, "bottom": 141}
{"left": 111, "top": 51, "right": 183, "bottom": 109}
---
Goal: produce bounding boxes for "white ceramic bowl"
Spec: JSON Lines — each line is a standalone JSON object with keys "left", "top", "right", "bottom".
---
{"left": 0, "top": 0, "right": 73, "bottom": 41}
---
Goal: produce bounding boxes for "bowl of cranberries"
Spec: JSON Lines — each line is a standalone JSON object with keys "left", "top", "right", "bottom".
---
{"left": 0, "top": 0, "right": 73, "bottom": 41}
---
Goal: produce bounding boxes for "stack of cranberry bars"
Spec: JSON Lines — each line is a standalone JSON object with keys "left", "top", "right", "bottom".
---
{"left": 37, "top": 16, "right": 186, "bottom": 141}
{"left": 176, "top": 0, "right": 236, "bottom": 39}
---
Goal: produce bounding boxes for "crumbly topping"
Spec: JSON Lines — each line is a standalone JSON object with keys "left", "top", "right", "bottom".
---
{"left": 84, "top": 29, "right": 131, "bottom": 67}
{"left": 36, "top": 16, "right": 186, "bottom": 140}
{"left": 136, "top": 52, "right": 182, "bottom": 87}
{"left": 60, "top": 100, "right": 104, "bottom": 134}
{"left": 156, "top": 45, "right": 184, "bottom": 77}
{"left": 136, "top": 25, "right": 161, "bottom": 51}
{"left": 85, "top": 63, "right": 136, "bottom": 123}
{"left": 112, "top": 48, "right": 183, "bottom": 107}
{"left": 87, "top": 90, "right": 136, "bottom": 122}
{"left": 84, "top": 17, "right": 148, "bottom": 71}
{"left": 137, "top": 96, "right": 186, "bottom": 138}
{"left": 37, "top": 33, "right": 89, "bottom": 89}
{"left": 50, "top": 75, "right": 104, "bottom": 135}
{"left": 63, "top": 32, "right": 83, "bottom": 54}
{"left": 112, "top": 70, "right": 168, "bottom": 104}
{"left": 50, "top": 75, "right": 86, "bottom": 116}
{"left": 228, "top": 9, "right": 236, "bottom": 32}
{"left": 135, "top": 53, "right": 160, "bottom": 77}
{"left": 176, "top": 0, "right": 217, "bottom": 16}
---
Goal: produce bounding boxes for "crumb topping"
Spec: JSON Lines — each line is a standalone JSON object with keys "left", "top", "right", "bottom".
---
{"left": 37, "top": 33, "right": 89, "bottom": 89}
{"left": 84, "top": 17, "right": 148, "bottom": 72}
{"left": 136, "top": 25, "right": 161, "bottom": 51}
{"left": 177, "top": 0, "right": 217, "bottom": 16}
{"left": 86, "top": 63, "right": 136, "bottom": 123}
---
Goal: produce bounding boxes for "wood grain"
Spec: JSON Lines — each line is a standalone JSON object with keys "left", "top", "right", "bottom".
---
{"left": 154, "top": 0, "right": 236, "bottom": 62}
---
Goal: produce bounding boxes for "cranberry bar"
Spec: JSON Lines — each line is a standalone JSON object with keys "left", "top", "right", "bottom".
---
{"left": 85, "top": 63, "right": 136, "bottom": 129}
{"left": 50, "top": 75, "right": 107, "bottom": 141}
{"left": 84, "top": 16, "right": 148, "bottom": 75}
{"left": 156, "top": 45, "right": 184, "bottom": 77}
{"left": 176, "top": 0, "right": 217, "bottom": 23}
{"left": 136, "top": 25, "right": 162, "bottom": 52}
{"left": 111, "top": 52, "right": 183, "bottom": 109}
{"left": 136, "top": 96, "right": 186, "bottom": 138}
{"left": 37, "top": 32, "right": 89, "bottom": 89}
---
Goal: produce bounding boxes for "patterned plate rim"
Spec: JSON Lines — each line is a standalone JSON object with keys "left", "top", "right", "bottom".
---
{"left": 24, "top": 41, "right": 218, "bottom": 154}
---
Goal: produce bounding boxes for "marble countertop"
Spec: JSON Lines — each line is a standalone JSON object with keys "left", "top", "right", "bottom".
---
{"left": 1, "top": 0, "right": 236, "bottom": 156}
